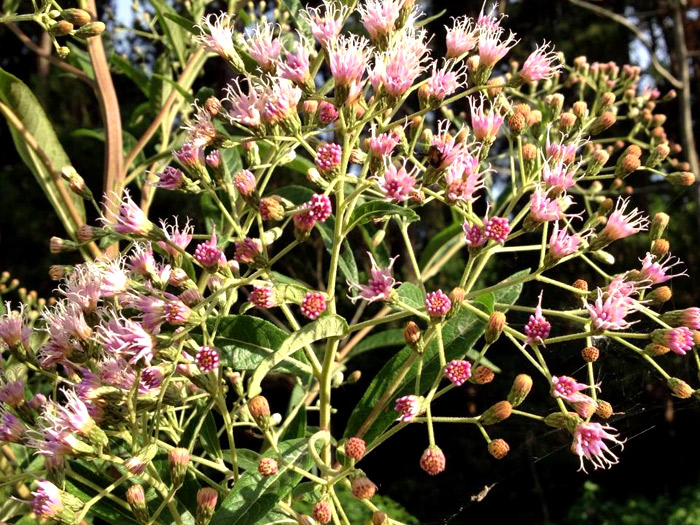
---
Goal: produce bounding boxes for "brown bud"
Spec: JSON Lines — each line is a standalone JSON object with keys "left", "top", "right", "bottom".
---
{"left": 522, "top": 143, "right": 538, "bottom": 162}
{"left": 487, "top": 77, "right": 504, "bottom": 97}
{"left": 572, "top": 101, "right": 588, "bottom": 119}
{"left": 485, "top": 311, "right": 507, "bottom": 344}
{"left": 248, "top": 395, "right": 270, "bottom": 429}
{"left": 61, "top": 8, "right": 91, "bottom": 26}
{"left": 600, "top": 92, "right": 616, "bottom": 107}
{"left": 488, "top": 439, "right": 510, "bottom": 459}
{"left": 646, "top": 286, "right": 672, "bottom": 305}
{"left": 259, "top": 196, "right": 285, "bottom": 222}
{"left": 404, "top": 321, "right": 421, "bottom": 345}
{"left": 651, "top": 239, "right": 670, "bottom": 258}
{"left": 650, "top": 212, "right": 670, "bottom": 240}
{"left": 668, "top": 377, "right": 693, "bottom": 399}
{"left": 644, "top": 343, "right": 671, "bottom": 357}
{"left": 74, "top": 21, "right": 106, "bottom": 38}
{"left": 449, "top": 287, "right": 466, "bottom": 307}
{"left": 652, "top": 114, "right": 667, "bottom": 128}
{"left": 372, "top": 512, "right": 388, "bottom": 525}
{"left": 667, "top": 171, "right": 696, "bottom": 186}
{"left": 515, "top": 103, "right": 531, "bottom": 118}
{"left": 508, "top": 113, "right": 527, "bottom": 135}
{"left": 472, "top": 365, "right": 495, "bottom": 384}
{"left": 351, "top": 476, "right": 377, "bottom": 500}
{"left": 205, "top": 96, "right": 222, "bottom": 116}
{"left": 507, "top": 374, "right": 532, "bottom": 407}
{"left": 559, "top": 112, "right": 577, "bottom": 133}
{"left": 590, "top": 112, "right": 616, "bottom": 134}
{"left": 572, "top": 279, "right": 589, "bottom": 292}
{"left": 595, "top": 400, "right": 613, "bottom": 419}
{"left": 528, "top": 110, "right": 542, "bottom": 127}
{"left": 50, "top": 236, "right": 78, "bottom": 254}
{"left": 625, "top": 145, "right": 642, "bottom": 158}
{"left": 50, "top": 20, "right": 74, "bottom": 36}
{"left": 581, "top": 346, "right": 599, "bottom": 362}
{"left": 49, "top": 265, "right": 69, "bottom": 281}
{"left": 620, "top": 155, "right": 641, "bottom": 175}
{"left": 480, "top": 401, "right": 513, "bottom": 425}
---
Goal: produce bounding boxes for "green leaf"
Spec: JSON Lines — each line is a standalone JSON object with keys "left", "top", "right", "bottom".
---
{"left": 207, "top": 315, "right": 310, "bottom": 376}
{"left": 281, "top": 383, "right": 307, "bottom": 440}
{"left": 345, "top": 202, "right": 419, "bottom": 234}
{"left": 110, "top": 53, "right": 149, "bottom": 95}
{"left": 0, "top": 67, "right": 86, "bottom": 239}
{"left": 211, "top": 438, "right": 314, "bottom": 525}
{"left": 316, "top": 217, "right": 359, "bottom": 284}
{"left": 343, "top": 270, "right": 526, "bottom": 442}
{"left": 201, "top": 411, "right": 223, "bottom": 459}
{"left": 152, "top": 73, "right": 195, "bottom": 103}
{"left": 164, "top": 12, "right": 199, "bottom": 35}
{"left": 248, "top": 314, "right": 348, "bottom": 397}
{"left": 151, "top": 0, "right": 188, "bottom": 65}
{"left": 418, "top": 223, "right": 462, "bottom": 269}
{"left": 394, "top": 282, "right": 424, "bottom": 310}
{"left": 350, "top": 329, "right": 406, "bottom": 357}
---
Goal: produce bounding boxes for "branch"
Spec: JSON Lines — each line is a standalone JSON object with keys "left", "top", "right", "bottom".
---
{"left": 568, "top": 0, "right": 683, "bottom": 89}
{"left": 6, "top": 23, "right": 96, "bottom": 88}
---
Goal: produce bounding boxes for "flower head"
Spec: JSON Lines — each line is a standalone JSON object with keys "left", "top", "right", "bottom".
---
{"left": 638, "top": 253, "right": 686, "bottom": 284}
{"left": 195, "top": 232, "right": 227, "bottom": 271}
{"left": 529, "top": 186, "right": 573, "bottom": 223}
{"left": 652, "top": 327, "right": 694, "bottom": 356}
{"left": 371, "top": 27, "right": 431, "bottom": 98}
{"left": 520, "top": 41, "right": 562, "bottom": 83}
{"left": 444, "top": 153, "right": 484, "bottom": 204}
{"left": 425, "top": 63, "right": 466, "bottom": 102}
{"left": 548, "top": 222, "right": 582, "bottom": 260}
{"left": 158, "top": 218, "right": 193, "bottom": 257}
{"left": 551, "top": 376, "right": 591, "bottom": 402}
{"left": 377, "top": 161, "right": 417, "bottom": 202}
{"left": 478, "top": 26, "right": 519, "bottom": 68}
{"left": 394, "top": 394, "right": 423, "bottom": 422}
{"left": 542, "top": 160, "right": 579, "bottom": 194}
{"left": 357, "top": 0, "right": 402, "bottom": 42}
{"left": 279, "top": 35, "right": 312, "bottom": 87}
{"left": 599, "top": 197, "right": 649, "bottom": 243}
{"left": 245, "top": 21, "right": 282, "bottom": 72}
{"left": 224, "top": 79, "right": 264, "bottom": 128}
{"left": 586, "top": 289, "right": 635, "bottom": 332}
{"left": 444, "top": 359, "right": 472, "bottom": 386}
{"left": 420, "top": 446, "right": 446, "bottom": 475}
{"left": 348, "top": 254, "right": 399, "bottom": 303}
{"left": 97, "top": 312, "right": 155, "bottom": 365}
{"left": 524, "top": 291, "right": 551, "bottom": 344}
{"left": 234, "top": 237, "right": 263, "bottom": 265}
{"left": 445, "top": 16, "right": 478, "bottom": 58}
{"left": 102, "top": 189, "right": 152, "bottom": 236}
{"left": 463, "top": 221, "right": 486, "bottom": 247}
{"left": 304, "top": 0, "right": 349, "bottom": 48}
{"left": 368, "top": 128, "right": 401, "bottom": 158}
{"left": 483, "top": 216, "right": 511, "bottom": 244}
{"left": 196, "top": 346, "right": 220, "bottom": 373}
{"left": 183, "top": 102, "right": 217, "bottom": 147}
{"left": 470, "top": 94, "right": 504, "bottom": 143}
{"left": 315, "top": 143, "right": 343, "bottom": 173}
{"left": 0, "top": 303, "right": 31, "bottom": 349}
{"left": 195, "top": 13, "right": 237, "bottom": 62}
{"left": 328, "top": 34, "right": 371, "bottom": 102}
{"left": 155, "top": 166, "right": 185, "bottom": 190}
{"left": 0, "top": 410, "right": 25, "bottom": 442}
{"left": 32, "top": 479, "right": 65, "bottom": 518}
{"left": 425, "top": 289, "right": 452, "bottom": 317}
{"left": 251, "top": 285, "right": 277, "bottom": 309}
{"left": 572, "top": 422, "right": 625, "bottom": 472}
{"left": 261, "top": 78, "right": 302, "bottom": 126}
{"left": 174, "top": 143, "right": 205, "bottom": 170}
{"left": 301, "top": 292, "right": 327, "bottom": 320}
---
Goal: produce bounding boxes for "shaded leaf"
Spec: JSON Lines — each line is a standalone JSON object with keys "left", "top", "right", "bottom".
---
{"left": 345, "top": 202, "right": 419, "bottom": 234}
{"left": 350, "top": 329, "right": 406, "bottom": 357}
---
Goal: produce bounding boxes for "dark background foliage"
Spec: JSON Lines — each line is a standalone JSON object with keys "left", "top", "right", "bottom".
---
{"left": 1, "top": 1, "right": 700, "bottom": 523}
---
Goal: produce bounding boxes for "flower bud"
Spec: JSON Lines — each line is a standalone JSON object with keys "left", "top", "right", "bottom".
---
{"left": 544, "top": 411, "right": 580, "bottom": 430}
{"left": 259, "top": 196, "right": 286, "bottom": 222}
{"left": 50, "top": 236, "right": 79, "bottom": 254}
{"left": 403, "top": 321, "right": 421, "bottom": 345}
{"left": 449, "top": 287, "right": 465, "bottom": 308}
{"left": 347, "top": 370, "right": 362, "bottom": 383}
{"left": 480, "top": 401, "right": 513, "bottom": 425}
{"left": 651, "top": 238, "right": 670, "bottom": 258}
{"left": 646, "top": 286, "right": 672, "bottom": 305}
{"left": 419, "top": 445, "right": 446, "bottom": 475}
{"left": 248, "top": 395, "right": 271, "bottom": 430}
{"left": 595, "top": 400, "right": 613, "bottom": 419}
{"left": 507, "top": 374, "right": 532, "bottom": 407}
{"left": 351, "top": 476, "right": 377, "bottom": 500}
{"left": 126, "top": 484, "right": 149, "bottom": 524}
{"left": 668, "top": 377, "right": 693, "bottom": 399}
{"left": 572, "top": 101, "right": 588, "bottom": 119}
{"left": 345, "top": 437, "right": 366, "bottom": 460}
{"left": 589, "top": 112, "right": 616, "bottom": 135}
{"left": 50, "top": 20, "right": 74, "bottom": 36}
{"left": 168, "top": 448, "right": 189, "bottom": 487}
{"left": 472, "top": 365, "right": 495, "bottom": 384}
{"left": 258, "top": 457, "right": 278, "bottom": 477}
{"left": 600, "top": 91, "right": 616, "bottom": 108}
{"left": 650, "top": 212, "right": 670, "bottom": 241}
{"left": 487, "top": 438, "right": 510, "bottom": 459}
{"left": 615, "top": 154, "right": 641, "bottom": 178}
{"left": 313, "top": 501, "right": 332, "bottom": 524}
{"left": 485, "top": 311, "right": 506, "bottom": 344}
{"left": 49, "top": 265, "right": 69, "bottom": 281}
{"left": 586, "top": 150, "right": 609, "bottom": 177}
{"left": 559, "top": 112, "right": 577, "bottom": 134}
{"left": 522, "top": 143, "right": 538, "bottom": 162}
{"left": 646, "top": 143, "right": 670, "bottom": 168}
{"left": 571, "top": 279, "right": 588, "bottom": 293}
{"left": 581, "top": 346, "right": 599, "bottom": 362}
{"left": 372, "top": 511, "right": 388, "bottom": 525}
{"left": 74, "top": 21, "right": 105, "bottom": 38}
{"left": 61, "top": 8, "right": 91, "bottom": 26}
{"left": 508, "top": 113, "right": 527, "bottom": 135}
{"left": 644, "top": 343, "right": 671, "bottom": 356}
{"left": 667, "top": 171, "right": 695, "bottom": 186}
{"left": 196, "top": 487, "right": 218, "bottom": 524}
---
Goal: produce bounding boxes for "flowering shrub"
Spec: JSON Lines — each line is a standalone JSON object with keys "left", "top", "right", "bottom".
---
{"left": 0, "top": 0, "right": 698, "bottom": 523}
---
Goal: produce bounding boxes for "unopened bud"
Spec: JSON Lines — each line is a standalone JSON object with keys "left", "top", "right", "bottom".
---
{"left": 595, "top": 400, "right": 613, "bottom": 419}
{"left": 508, "top": 113, "right": 527, "bottom": 135}
{"left": 646, "top": 286, "right": 672, "bottom": 305}
{"left": 646, "top": 143, "right": 670, "bottom": 168}
{"left": 472, "top": 365, "right": 495, "bottom": 384}
{"left": 507, "top": 374, "right": 532, "bottom": 407}
{"left": 600, "top": 92, "right": 616, "bottom": 108}
{"left": 667, "top": 171, "right": 695, "bottom": 186}
{"left": 168, "top": 448, "right": 189, "bottom": 487}
{"left": 572, "top": 279, "right": 589, "bottom": 292}
{"left": 61, "top": 8, "right": 91, "bottom": 26}
{"left": 581, "top": 346, "right": 599, "bottom": 362}
{"left": 616, "top": 154, "right": 641, "bottom": 178}
{"left": 257, "top": 457, "right": 278, "bottom": 477}
{"left": 559, "top": 112, "right": 577, "bottom": 133}
{"left": 126, "top": 484, "right": 149, "bottom": 524}
{"left": 347, "top": 370, "right": 362, "bottom": 383}
{"left": 351, "top": 476, "right": 377, "bottom": 500}
{"left": 522, "top": 143, "right": 537, "bottom": 162}
{"left": 572, "top": 101, "right": 588, "bottom": 119}
{"left": 651, "top": 238, "right": 670, "bottom": 258}
{"left": 50, "top": 236, "right": 79, "bottom": 254}
{"left": 248, "top": 395, "right": 271, "bottom": 429}
{"left": 544, "top": 411, "right": 580, "bottom": 430}
{"left": 204, "top": 96, "right": 222, "bottom": 116}
{"left": 74, "top": 21, "right": 105, "bottom": 38}
{"left": 50, "top": 20, "right": 74, "bottom": 36}
{"left": 485, "top": 311, "right": 506, "bottom": 344}
{"left": 259, "top": 196, "right": 285, "bottom": 222}
{"left": 480, "top": 401, "right": 513, "bottom": 425}
{"left": 49, "top": 265, "right": 69, "bottom": 280}
{"left": 668, "top": 377, "right": 693, "bottom": 399}
{"left": 650, "top": 212, "right": 669, "bottom": 241}
{"left": 589, "top": 112, "right": 616, "bottom": 134}
{"left": 372, "top": 511, "right": 388, "bottom": 525}
{"left": 487, "top": 438, "right": 510, "bottom": 459}
{"left": 644, "top": 343, "right": 671, "bottom": 356}
{"left": 403, "top": 321, "right": 421, "bottom": 345}
{"left": 196, "top": 487, "right": 218, "bottom": 524}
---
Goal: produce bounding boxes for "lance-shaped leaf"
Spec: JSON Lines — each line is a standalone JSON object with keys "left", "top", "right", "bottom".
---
{"left": 345, "top": 201, "right": 419, "bottom": 234}
{"left": 248, "top": 314, "right": 348, "bottom": 397}
{"left": 210, "top": 438, "right": 314, "bottom": 525}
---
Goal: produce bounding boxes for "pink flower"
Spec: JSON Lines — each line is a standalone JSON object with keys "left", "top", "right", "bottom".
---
{"left": 348, "top": 254, "right": 399, "bottom": 303}
{"left": 484, "top": 216, "right": 511, "bottom": 244}
{"left": 520, "top": 41, "right": 562, "bottom": 83}
{"left": 318, "top": 101, "right": 339, "bottom": 124}
{"left": 134, "top": 293, "right": 192, "bottom": 334}
{"left": 445, "top": 16, "right": 478, "bottom": 58}
{"left": 638, "top": 253, "right": 686, "bottom": 284}
{"left": 477, "top": 3, "right": 502, "bottom": 31}
{"left": 444, "top": 359, "right": 472, "bottom": 386}
{"left": 0, "top": 410, "right": 24, "bottom": 443}
{"left": 599, "top": 197, "right": 649, "bottom": 243}
{"left": 377, "top": 161, "right": 417, "bottom": 202}
{"left": 97, "top": 313, "right": 155, "bottom": 365}
{"left": 183, "top": 102, "right": 217, "bottom": 148}
{"left": 155, "top": 166, "right": 185, "bottom": 190}
{"left": 31, "top": 479, "right": 65, "bottom": 518}
{"left": 585, "top": 289, "right": 634, "bottom": 332}
{"left": 234, "top": 237, "right": 263, "bottom": 265}
{"left": 54, "top": 389, "right": 96, "bottom": 436}
{"left": 196, "top": 346, "right": 220, "bottom": 373}
{"left": 548, "top": 222, "right": 582, "bottom": 260}
{"left": 420, "top": 446, "right": 446, "bottom": 475}
{"left": 60, "top": 263, "right": 102, "bottom": 312}
{"left": 524, "top": 292, "right": 551, "bottom": 344}
{"left": 315, "top": 143, "right": 343, "bottom": 173}
{"left": 261, "top": 78, "right": 302, "bottom": 126}
{"left": 542, "top": 160, "right": 578, "bottom": 194}
{"left": 431, "top": 120, "right": 467, "bottom": 171}
{"left": 102, "top": 189, "right": 152, "bottom": 236}
{"left": 551, "top": 375, "right": 590, "bottom": 402}
{"left": 0, "top": 379, "right": 25, "bottom": 407}
{"left": 478, "top": 26, "right": 519, "bottom": 69}
{"left": 546, "top": 133, "right": 583, "bottom": 164}
{"left": 652, "top": 327, "right": 694, "bottom": 356}
{"left": 128, "top": 242, "right": 157, "bottom": 277}
{"left": 206, "top": 150, "right": 221, "bottom": 169}
{"left": 301, "top": 292, "right": 327, "bottom": 320}
{"left": 245, "top": 21, "right": 282, "bottom": 72}
{"left": 224, "top": 79, "right": 263, "bottom": 128}
{"left": 0, "top": 303, "right": 31, "bottom": 349}
{"left": 394, "top": 395, "right": 423, "bottom": 422}
{"left": 195, "top": 13, "right": 237, "bottom": 62}
{"left": 308, "top": 194, "right": 333, "bottom": 222}
{"left": 426, "top": 290, "right": 452, "bottom": 318}
{"left": 234, "top": 169, "right": 257, "bottom": 197}
{"left": 529, "top": 186, "right": 572, "bottom": 223}
{"left": 304, "top": 0, "right": 349, "bottom": 49}
{"left": 463, "top": 222, "right": 486, "bottom": 247}
{"left": 357, "top": 0, "right": 402, "bottom": 42}
{"left": 425, "top": 64, "right": 466, "bottom": 102}
{"left": 158, "top": 218, "right": 193, "bottom": 257}
{"left": 371, "top": 28, "right": 431, "bottom": 98}
{"left": 444, "top": 154, "right": 484, "bottom": 204}
{"left": 174, "top": 143, "right": 205, "bottom": 170}
{"left": 279, "top": 36, "right": 312, "bottom": 87}
{"left": 369, "top": 128, "right": 401, "bottom": 158}
{"left": 251, "top": 285, "right": 277, "bottom": 309}
{"left": 99, "top": 259, "right": 129, "bottom": 298}
{"left": 328, "top": 34, "right": 371, "bottom": 102}
{"left": 663, "top": 308, "right": 700, "bottom": 330}
{"left": 195, "top": 232, "right": 227, "bottom": 271}
{"left": 470, "top": 94, "right": 504, "bottom": 143}
{"left": 571, "top": 422, "right": 625, "bottom": 472}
